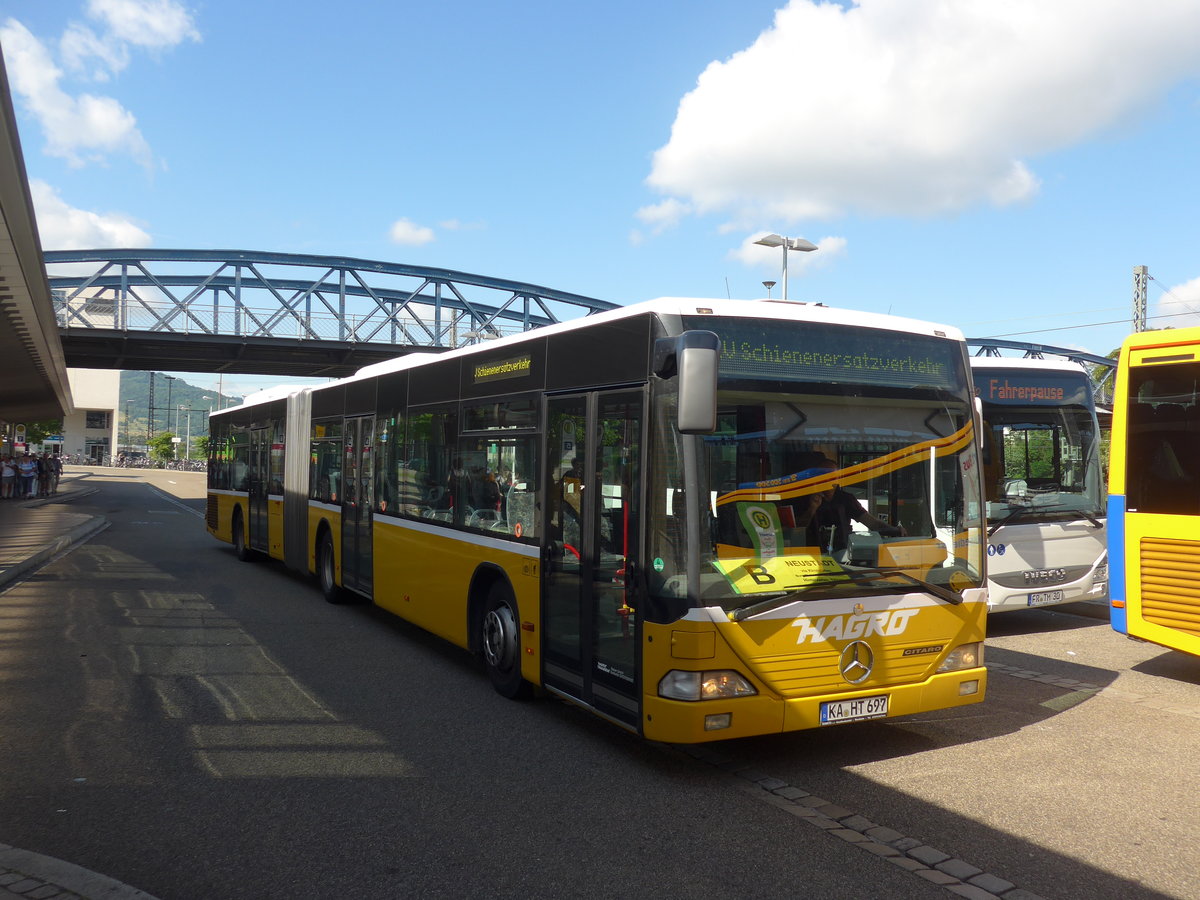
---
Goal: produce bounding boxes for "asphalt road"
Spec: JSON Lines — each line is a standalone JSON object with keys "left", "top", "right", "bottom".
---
{"left": 1, "top": 469, "right": 1197, "bottom": 899}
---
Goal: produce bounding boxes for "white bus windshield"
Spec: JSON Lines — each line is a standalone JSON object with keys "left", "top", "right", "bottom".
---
{"left": 976, "top": 368, "right": 1104, "bottom": 524}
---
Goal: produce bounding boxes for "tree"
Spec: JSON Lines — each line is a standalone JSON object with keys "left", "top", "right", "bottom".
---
{"left": 26, "top": 420, "right": 62, "bottom": 444}
{"left": 147, "top": 432, "right": 177, "bottom": 462}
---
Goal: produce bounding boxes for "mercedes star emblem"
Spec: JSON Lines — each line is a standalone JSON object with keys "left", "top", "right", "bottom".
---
{"left": 839, "top": 640, "right": 874, "bottom": 684}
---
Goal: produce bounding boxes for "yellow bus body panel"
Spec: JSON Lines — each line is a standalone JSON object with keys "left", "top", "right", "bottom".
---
{"left": 372, "top": 518, "right": 543, "bottom": 684}
{"left": 640, "top": 597, "right": 987, "bottom": 744}
{"left": 206, "top": 492, "right": 241, "bottom": 544}
{"left": 1121, "top": 514, "right": 1200, "bottom": 654}
{"left": 266, "top": 497, "right": 284, "bottom": 560}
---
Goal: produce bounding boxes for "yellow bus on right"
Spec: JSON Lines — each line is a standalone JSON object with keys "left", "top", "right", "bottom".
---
{"left": 1109, "top": 326, "right": 1200, "bottom": 654}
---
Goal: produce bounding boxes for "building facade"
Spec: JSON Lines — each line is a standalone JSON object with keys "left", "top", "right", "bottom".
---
{"left": 63, "top": 368, "right": 120, "bottom": 462}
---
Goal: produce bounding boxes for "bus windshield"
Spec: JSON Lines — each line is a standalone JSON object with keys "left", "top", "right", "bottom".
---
{"left": 976, "top": 368, "right": 1104, "bottom": 524}
{"left": 650, "top": 316, "right": 985, "bottom": 610}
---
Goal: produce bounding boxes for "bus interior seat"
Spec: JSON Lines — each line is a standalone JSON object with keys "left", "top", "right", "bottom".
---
{"left": 467, "top": 508, "right": 499, "bottom": 529}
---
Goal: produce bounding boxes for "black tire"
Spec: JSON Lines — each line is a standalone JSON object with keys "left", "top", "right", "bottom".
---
{"left": 232, "top": 510, "right": 254, "bottom": 562}
{"left": 317, "top": 530, "right": 344, "bottom": 604}
{"left": 480, "top": 582, "right": 532, "bottom": 699}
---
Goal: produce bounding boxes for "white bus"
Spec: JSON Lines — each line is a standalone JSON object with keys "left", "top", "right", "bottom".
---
{"left": 972, "top": 357, "right": 1107, "bottom": 612}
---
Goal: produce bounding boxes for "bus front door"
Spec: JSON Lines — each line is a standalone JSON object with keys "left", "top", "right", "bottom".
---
{"left": 340, "top": 415, "right": 375, "bottom": 596}
{"left": 247, "top": 426, "right": 270, "bottom": 553}
{"left": 543, "top": 391, "right": 643, "bottom": 729}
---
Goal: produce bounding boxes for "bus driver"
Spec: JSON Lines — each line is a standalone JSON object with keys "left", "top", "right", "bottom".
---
{"left": 793, "top": 454, "right": 904, "bottom": 556}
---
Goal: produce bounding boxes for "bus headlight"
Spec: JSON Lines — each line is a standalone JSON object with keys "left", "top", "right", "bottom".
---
{"left": 658, "top": 670, "right": 758, "bottom": 701}
{"left": 937, "top": 642, "right": 983, "bottom": 673}
{"left": 1093, "top": 563, "right": 1108, "bottom": 584}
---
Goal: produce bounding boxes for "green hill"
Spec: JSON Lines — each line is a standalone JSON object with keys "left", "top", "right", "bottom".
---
{"left": 118, "top": 372, "right": 243, "bottom": 442}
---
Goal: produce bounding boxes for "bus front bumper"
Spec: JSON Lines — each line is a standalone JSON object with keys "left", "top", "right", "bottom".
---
{"left": 642, "top": 667, "right": 988, "bottom": 744}
{"left": 987, "top": 574, "right": 1107, "bottom": 613}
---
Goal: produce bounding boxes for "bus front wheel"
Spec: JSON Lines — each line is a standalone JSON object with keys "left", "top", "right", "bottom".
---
{"left": 317, "top": 531, "right": 343, "bottom": 604}
{"left": 481, "top": 583, "right": 531, "bottom": 699}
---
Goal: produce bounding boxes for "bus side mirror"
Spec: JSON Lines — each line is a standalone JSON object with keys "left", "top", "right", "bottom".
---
{"left": 974, "top": 396, "right": 984, "bottom": 449}
{"left": 655, "top": 331, "right": 719, "bottom": 434}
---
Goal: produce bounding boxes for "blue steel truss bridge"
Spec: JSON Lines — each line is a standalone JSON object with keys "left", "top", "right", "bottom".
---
{"left": 45, "top": 249, "right": 620, "bottom": 378}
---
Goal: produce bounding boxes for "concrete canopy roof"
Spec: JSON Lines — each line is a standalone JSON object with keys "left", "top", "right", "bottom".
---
{"left": 0, "top": 46, "right": 72, "bottom": 424}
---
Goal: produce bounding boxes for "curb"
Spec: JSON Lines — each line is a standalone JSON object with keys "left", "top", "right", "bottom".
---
{"left": 0, "top": 844, "right": 160, "bottom": 900}
{"left": 0, "top": 514, "right": 109, "bottom": 591}
{"left": 22, "top": 487, "right": 102, "bottom": 509}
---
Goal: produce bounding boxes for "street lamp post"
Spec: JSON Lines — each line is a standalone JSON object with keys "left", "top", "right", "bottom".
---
{"left": 194, "top": 396, "right": 213, "bottom": 462}
{"left": 753, "top": 233, "right": 817, "bottom": 300}
{"left": 164, "top": 376, "right": 175, "bottom": 436}
{"left": 762, "top": 280, "right": 776, "bottom": 299}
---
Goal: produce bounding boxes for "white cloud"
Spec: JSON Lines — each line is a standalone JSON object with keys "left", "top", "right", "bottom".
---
{"left": 438, "top": 218, "right": 486, "bottom": 231}
{"left": 31, "top": 179, "right": 152, "bottom": 249}
{"left": 86, "top": 0, "right": 200, "bottom": 50}
{"left": 647, "top": 0, "right": 1200, "bottom": 224}
{"left": 60, "top": 22, "right": 130, "bottom": 81}
{"left": 2, "top": 18, "right": 153, "bottom": 167}
{"left": 1154, "top": 277, "right": 1200, "bottom": 329}
{"left": 3, "top": 3, "right": 196, "bottom": 167}
{"left": 729, "top": 233, "right": 846, "bottom": 273}
{"left": 634, "top": 198, "right": 693, "bottom": 234}
{"left": 389, "top": 218, "right": 435, "bottom": 246}
{"left": 61, "top": 1, "right": 198, "bottom": 79}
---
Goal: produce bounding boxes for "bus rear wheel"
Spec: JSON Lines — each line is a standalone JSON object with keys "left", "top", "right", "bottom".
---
{"left": 317, "top": 531, "right": 344, "bottom": 604}
{"left": 232, "top": 510, "right": 254, "bottom": 562}
{"left": 481, "top": 583, "right": 531, "bottom": 699}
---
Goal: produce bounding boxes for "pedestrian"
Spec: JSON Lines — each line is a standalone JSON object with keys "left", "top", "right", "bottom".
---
{"left": 0, "top": 455, "right": 14, "bottom": 499}
{"left": 49, "top": 453, "right": 62, "bottom": 494}
{"left": 37, "top": 453, "right": 51, "bottom": 498}
{"left": 17, "top": 453, "right": 37, "bottom": 499}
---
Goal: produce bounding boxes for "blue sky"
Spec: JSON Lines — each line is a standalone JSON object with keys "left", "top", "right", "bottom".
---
{"left": 5, "top": 0, "right": 1200, "bottom": 397}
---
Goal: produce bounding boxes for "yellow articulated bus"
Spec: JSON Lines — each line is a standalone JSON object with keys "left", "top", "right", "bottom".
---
{"left": 1108, "top": 326, "right": 1200, "bottom": 655}
{"left": 206, "top": 297, "right": 988, "bottom": 742}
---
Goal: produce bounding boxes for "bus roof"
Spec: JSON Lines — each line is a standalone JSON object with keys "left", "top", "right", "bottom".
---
{"left": 346, "top": 296, "right": 967, "bottom": 383}
{"left": 211, "top": 296, "right": 969, "bottom": 414}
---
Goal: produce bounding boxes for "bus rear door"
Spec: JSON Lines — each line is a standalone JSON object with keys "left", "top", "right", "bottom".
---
{"left": 340, "top": 415, "right": 375, "bottom": 596}
{"left": 247, "top": 426, "right": 271, "bottom": 554}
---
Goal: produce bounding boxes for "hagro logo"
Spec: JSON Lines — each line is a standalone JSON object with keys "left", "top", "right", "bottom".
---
{"left": 791, "top": 608, "right": 920, "bottom": 645}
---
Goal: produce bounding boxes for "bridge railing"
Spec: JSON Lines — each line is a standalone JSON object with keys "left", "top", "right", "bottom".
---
{"left": 52, "top": 293, "right": 527, "bottom": 347}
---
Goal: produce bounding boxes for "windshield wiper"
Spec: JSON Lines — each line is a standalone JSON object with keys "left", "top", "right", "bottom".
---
{"left": 728, "top": 590, "right": 810, "bottom": 622}
{"left": 987, "top": 502, "right": 1032, "bottom": 537}
{"left": 831, "top": 566, "right": 964, "bottom": 605}
{"left": 987, "top": 502, "right": 1067, "bottom": 537}
{"left": 727, "top": 565, "right": 963, "bottom": 621}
